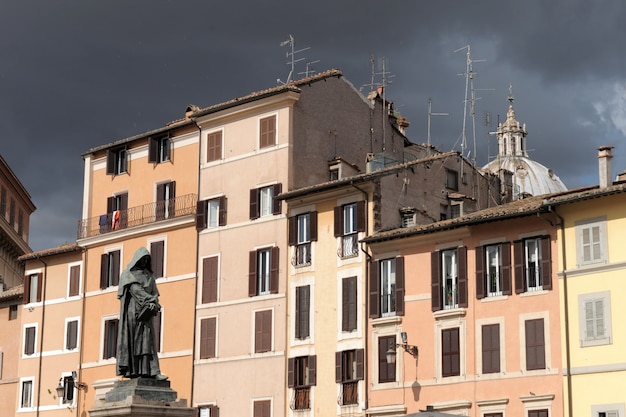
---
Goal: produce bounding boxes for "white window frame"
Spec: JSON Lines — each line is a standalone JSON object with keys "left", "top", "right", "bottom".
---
{"left": 524, "top": 237, "right": 543, "bottom": 291}
{"left": 519, "top": 311, "right": 551, "bottom": 374}
{"left": 575, "top": 217, "right": 608, "bottom": 267}
{"left": 259, "top": 186, "right": 274, "bottom": 218}
{"left": 486, "top": 244, "right": 503, "bottom": 297}
{"left": 22, "top": 324, "right": 38, "bottom": 357}
{"left": 442, "top": 249, "right": 458, "bottom": 309}
{"left": 198, "top": 404, "right": 219, "bottom": 417}
{"left": 66, "top": 261, "right": 82, "bottom": 299}
{"left": 26, "top": 272, "right": 40, "bottom": 304}
{"left": 380, "top": 259, "right": 396, "bottom": 317}
{"left": 251, "top": 308, "right": 274, "bottom": 355}
{"left": 475, "top": 317, "right": 506, "bottom": 377}
{"left": 207, "top": 198, "right": 220, "bottom": 228}
{"left": 592, "top": 403, "right": 625, "bottom": 417}
{"left": 100, "top": 314, "right": 120, "bottom": 362}
{"left": 251, "top": 397, "right": 273, "bottom": 417}
{"left": 258, "top": 112, "right": 278, "bottom": 149}
{"left": 434, "top": 316, "right": 466, "bottom": 381}
{"left": 64, "top": 317, "right": 80, "bottom": 352}
{"left": 205, "top": 127, "right": 224, "bottom": 165}
{"left": 19, "top": 377, "right": 34, "bottom": 409}
{"left": 257, "top": 248, "right": 271, "bottom": 295}
{"left": 578, "top": 291, "right": 612, "bottom": 347}
{"left": 147, "top": 235, "right": 168, "bottom": 280}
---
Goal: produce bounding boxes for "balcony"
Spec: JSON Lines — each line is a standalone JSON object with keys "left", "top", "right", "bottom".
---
{"left": 290, "top": 387, "right": 310, "bottom": 410}
{"left": 338, "top": 381, "right": 358, "bottom": 406}
{"left": 77, "top": 193, "right": 197, "bottom": 239}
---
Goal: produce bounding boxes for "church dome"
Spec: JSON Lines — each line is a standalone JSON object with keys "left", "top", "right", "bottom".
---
{"left": 483, "top": 88, "right": 567, "bottom": 198}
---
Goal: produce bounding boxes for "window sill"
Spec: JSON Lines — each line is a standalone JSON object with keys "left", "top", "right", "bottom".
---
{"left": 371, "top": 315, "right": 401, "bottom": 327}
{"left": 581, "top": 337, "right": 611, "bottom": 347}
{"left": 519, "top": 289, "right": 549, "bottom": 297}
{"left": 433, "top": 308, "right": 466, "bottom": 320}
{"left": 480, "top": 294, "right": 509, "bottom": 303}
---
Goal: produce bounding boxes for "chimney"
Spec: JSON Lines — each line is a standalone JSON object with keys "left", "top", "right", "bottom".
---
{"left": 598, "top": 145, "right": 614, "bottom": 188}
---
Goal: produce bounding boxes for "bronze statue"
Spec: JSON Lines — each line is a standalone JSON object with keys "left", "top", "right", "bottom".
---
{"left": 116, "top": 247, "right": 167, "bottom": 380}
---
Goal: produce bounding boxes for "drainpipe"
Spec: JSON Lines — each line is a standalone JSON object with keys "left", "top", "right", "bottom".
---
{"left": 76, "top": 245, "right": 87, "bottom": 417}
{"left": 34, "top": 256, "right": 47, "bottom": 417}
{"left": 352, "top": 182, "right": 371, "bottom": 413}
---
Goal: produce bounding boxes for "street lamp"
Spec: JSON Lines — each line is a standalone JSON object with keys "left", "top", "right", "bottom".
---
{"left": 56, "top": 371, "right": 87, "bottom": 400}
{"left": 386, "top": 331, "right": 419, "bottom": 364}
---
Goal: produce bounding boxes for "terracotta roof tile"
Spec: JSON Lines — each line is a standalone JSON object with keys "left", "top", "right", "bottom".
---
{"left": 0, "top": 284, "right": 23, "bottom": 301}
{"left": 18, "top": 243, "right": 82, "bottom": 262}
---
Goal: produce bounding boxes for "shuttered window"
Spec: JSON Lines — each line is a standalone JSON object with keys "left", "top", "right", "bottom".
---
{"left": 254, "top": 310, "right": 272, "bottom": 353}
{"left": 442, "top": 328, "right": 460, "bottom": 377}
{"left": 287, "top": 355, "right": 317, "bottom": 387}
{"left": 200, "top": 317, "right": 216, "bottom": 359}
{"left": 259, "top": 115, "right": 276, "bottom": 148}
{"left": 378, "top": 335, "right": 396, "bottom": 383}
{"left": 525, "top": 318, "right": 545, "bottom": 370}
{"left": 207, "top": 131, "right": 222, "bottom": 162}
{"left": 66, "top": 320, "right": 78, "bottom": 350}
{"left": 69, "top": 265, "right": 80, "bottom": 297}
{"left": 253, "top": 400, "right": 271, "bottom": 417}
{"left": 156, "top": 181, "right": 176, "bottom": 221}
{"left": 481, "top": 324, "right": 500, "bottom": 374}
{"left": 369, "top": 257, "right": 404, "bottom": 318}
{"left": 202, "top": 256, "right": 219, "bottom": 304}
{"left": 150, "top": 240, "right": 165, "bottom": 279}
{"left": 514, "top": 236, "right": 552, "bottom": 293}
{"left": 23, "top": 273, "right": 43, "bottom": 304}
{"left": 250, "top": 184, "right": 282, "bottom": 219}
{"left": 100, "top": 250, "right": 120, "bottom": 289}
{"left": 248, "top": 247, "right": 279, "bottom": 297}
{"left": 24, "top": 326, "right": 36, "bottom": 355}
{"left": 103, "top": 319, "right": 119, "bottom": 359}
{"left": 342, "top": 277, "right": 357, "bottom": 332}
{"left": 295, "top": 285, "right": 310, "bottom": 339}
{"left": 432, "top": 247, "right": 467, "bottom": 311}
{"left": 528, "top": 410, "right": 548, "bottom": 417}
{"left": 196, "top": 196, "right": 227, "bottom": 230}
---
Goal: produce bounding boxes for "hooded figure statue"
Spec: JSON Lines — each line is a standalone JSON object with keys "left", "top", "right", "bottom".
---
{"left": 116, "top": 247, "right": 167, "bottom": 380}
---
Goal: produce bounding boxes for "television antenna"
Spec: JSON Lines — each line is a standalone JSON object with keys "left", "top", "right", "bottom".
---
{"left": 297, "top": 60, "right": 320, "bottom": 78}
{"left": 277, "top": 34, "right": 310, "bottom": 84}
{"left": 427, "top": 98, "right": 449, "bottom": 154}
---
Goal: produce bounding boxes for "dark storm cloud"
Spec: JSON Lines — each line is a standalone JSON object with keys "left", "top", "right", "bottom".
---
{"left": 1, "top": 0, "right": 624, "bottom": 251}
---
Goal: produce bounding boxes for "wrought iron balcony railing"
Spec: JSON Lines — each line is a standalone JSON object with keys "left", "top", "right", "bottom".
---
{"left": 77, "top": 193, "right": 197, "bottom": 240}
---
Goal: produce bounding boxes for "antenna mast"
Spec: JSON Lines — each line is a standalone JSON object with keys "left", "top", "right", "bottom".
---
{"left": 278, "top": 35, "right": 310, "bottom": 84}
{"left": 427, "top": 98, "right": 449, "bottom": 155}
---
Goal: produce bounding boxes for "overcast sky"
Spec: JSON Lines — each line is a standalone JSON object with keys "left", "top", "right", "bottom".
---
{"left": 2, "top": 0, "right": 625, "bottom": 251}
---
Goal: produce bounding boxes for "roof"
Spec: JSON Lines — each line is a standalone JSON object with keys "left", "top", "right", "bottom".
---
{"left": 84, "top": 69, "right": 344, "bottom": 156}
{"left": 364, "top": 182, "right": 626, "bottom": 244}
{"left": 18, "top": 243, "right": 82, "bottom": 262}
{"left": 0, "top": 284, "right": 23, "bottom": 302}
{"left": 277, "top": 151, "right": 462, "bottom": 201}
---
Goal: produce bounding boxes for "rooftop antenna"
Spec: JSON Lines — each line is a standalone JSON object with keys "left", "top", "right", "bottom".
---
{"left": 377, "top": 57, "right": 394, "bottom": 152}
{"left": 298, "top": 60, "right": 320, "bottom": 78}
{"left": 277, "top": 35, "right": 310, "bottom": 84}
{"left": 427, "top": 98, "right": 449, "bottom": 155}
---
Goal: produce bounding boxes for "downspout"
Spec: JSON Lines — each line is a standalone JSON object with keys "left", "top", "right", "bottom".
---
{"left": 34, "top": 256, "right": 47, "bottom": 417}
{"left": 189, "top": 120, "right": 202, "bottom": 408}
{"left": 352, "top": 182, "right": 371, "bottom": 414}
{"left": 76, "top": 246, "right": 87, "bottom": 417}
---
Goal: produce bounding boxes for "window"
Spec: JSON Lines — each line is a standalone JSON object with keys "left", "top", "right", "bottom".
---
{"left": 66, "top": 319, "right": 79, "bottom": 350}
{"left": 250, "top": 184, "right": 282, "bottom": 219}
{"left": 9, "top": 304, "right": 18, "bottom": 320}
{"left": 482, "top": 324, "right": 500, "bottom": 374}
{"left": 476, "top": 243, "right": 511, "bottom": 299}
{"left": 259, "top": 115, "right": 276, "bottom": 148}
{"left": 575, "top": 217, "right": 608, "bottom": 266}
{"left": 254, "top": 310, "right": 272, "bottom": 353}
{"left": 100, "top": 250, "right": 121, "bottom": 289}
{"left": 525, "top": 318, "right": 545, "bottom": 370}
{"left": 156, "top": 181, "right": 176, "bottom": 221}
{"left": 24, "top": 325, "right": 36, "bottom": 355}
{"left": 106, "top": 147, "right": 128, "bottom": 175}
{"left": 336, "top": 349, "right": 363, "bottom": 405}
{"left": 200, "top": 317, "right": 217, "bottom": 359}
{"left": 431, "top": 247, "right": 467, "bottom": 311}
{"left": 61, "top": 375, "right": 75, "bottom": 404}
{"left": 150, "top": 240, "right": 165, "bottom": 279}
{"left": 515, "top": 236, "right": 552, "bottom": 293}
{"left": 378, "top": 335, "right": 396, "bottom": 383}
{"left": 334, "top": 202, "right": 365, "bottom": 258}
{"left": 342, "top": 276, "right": 357, "bottom": 332}
{"left": 198, "top": 405, "right": 219, "bottom": 417}
{"left": 295, "top": 285, "right": 310, "bottom": 339}
{"left": 23, "top": 273, "right": 42, "bottom": 304}
{"left": 196, "top": 196, "right": 227, "bottom": 230}
{"left": 450, "top": 202, "right": 462, "bottom": 219}
{"left": 248, "top": 247, "right": 279, "bottom": 296}
{"left": 289, "top": 212, "right": 317, "bottom": 266}
{"left": 528, "top": 410, "right": 548, "bottom": 417}
{"left": 579, "top": 291, "right": 612, "bottom": 347}
{"left": 202, "top": 256, "right": 219, "bottom": 304}
{"left": 598, "top": 412, "right": 618, "bottom": 417}
{"left": 445, "top": 168, "right": 458, "bottom": 190}
{"left": 206, "top": 131, "right": 222, "bottom": 162}
{"left": 106, "top": 193, "right": 128, "bottom": 231}
{"left": 288, "top": 356, "right": 316, "bottom": 410}
{"left": 20, "top": 379, "right": 33, "bottom": 409}
{"left": 103, "top": 318, "right": 119, "bottom": 359}
{"left": 253, "top": 400, "right": 271, "bottom": 417}
{"left": 148, "top": 135, "right": 171, "bottom": 164}
{"left": 369, "top": 257, "right": 404, "bottom": 318}
{"left": 68, "top": 264, "right": 80, "bottom": 297}
{"left": 442, "top": 327, "right": 460, "bottom": 377}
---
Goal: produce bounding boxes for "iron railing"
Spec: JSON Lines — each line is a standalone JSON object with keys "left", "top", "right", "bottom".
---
{"left": 77, "top": 193, "right": 197, "bottom": 239}
{"left": 290, "top": 387, "right": 310, "bottom": 410}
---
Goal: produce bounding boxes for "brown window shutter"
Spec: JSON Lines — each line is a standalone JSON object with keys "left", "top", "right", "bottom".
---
{"left": 288, "top": 216, "right": 297, "bottom": 246}
{"left": 272, "top": 183, "right": 282, "bottom": 215}
{"left": 513, "top": 240, "right": 525, "bottom": 294}
{"left": 119, "top": 193, "right": 128, "bottom": 210}
{"left": 541, "top": 236, "right": 552, "bottom": 290}
{"left": 202, "top": 257, "right": 218, "bottom": 304}
{"left": 111, "top": 251, "right": 120, "bottom": 286}
{"left": 342, "top": 277, "right": 357, "bottom": 332}
{"left": 333, "top": 206, "right": 342, "bottom": 237}
{"left": 106, "top": 150, "right": 115, "bottom": 175}
{"left": 475, "top": 246, "right": 485, "bottom": 299}
{"left": 287, "top": 357, "right": 295, "bottom": 388}
{"left": 25, "top": 327, "right": 35, "bottom": 354}
{"left": 148, "top": 137, "right": 158, "bottom": 163}
{"left": 395, "top": 256, "right": 405, "bottom": 316}
{"left": 356, "top": 200, "right": 365, "bottom": 232}
{"left": 442, "top": 328, "right": 460, "bottom": 377}
{"left": 335, "top": 351, "right": 342, "bottom": 383}
{"left": 100, "top": 253, "right": 109, "bottom": 289}
{"left": 369, "top": 260, "right": 380, "bottom": 318}
{"left": 200, "top": 318, "right": 216, "bottom": 359}
{"left": 196, "top": 200, "right": 207, "bottom": 230}
{"left": 106, "top": 196, "right": 115, "bottom": 214}
{"left": 457, "top": 247, "right": 468, "bottom": 307}
{"left": 309, "top": 211, "right": 318, "bottom": 241}
{"left": 34, "top": 273, "right": 43, "bottom": 302}
{"left": 356, "top": 349, "right": 364, "bottom": 380}
{"left": 269, "top": 246, "right": 279, "bottom": 294}
{"left": 218, "top": 196, "right": 227, "bottom": 226}
{"left": 69, "top": 265, "right": 80, "bottom": 297}
{"left": 209, "top": 405, "right": 219, "bottom": 417}
{"left": 526, "top": 318, "right": 545, "bottom": 370}
{"left": 431, "top": 251, "right": 441, "bottom": 311}
{"left": 67, "top": 320, "right": 78, "bottom": 350}
{"left": 248, "top": 251, "right": 257, "bottom": 297}
{"left": 482, "top": 323, "right": 500, "bottom": 374}
{"left": 501, "top": 242, "right": 512, "bottom": 295}
{"left": 150, "top": 241, "right": 165, "bottom": 279}
{"left": 308, "top": 355, "right": 317, "bottom": 386}
{"left": 249, "top": 189, "right": 259, "bottom": 220}
{"left": 23, "top": 275, "right": 30, "bottom": 303}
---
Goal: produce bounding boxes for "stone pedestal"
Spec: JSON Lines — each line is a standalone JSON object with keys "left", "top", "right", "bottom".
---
{"left": 89, "top": 378, "right": 194, "bottom": 417}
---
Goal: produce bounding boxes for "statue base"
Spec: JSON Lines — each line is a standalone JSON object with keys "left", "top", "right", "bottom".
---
{"left": 89, "top": 378, "right": 194, "bottom": 417}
